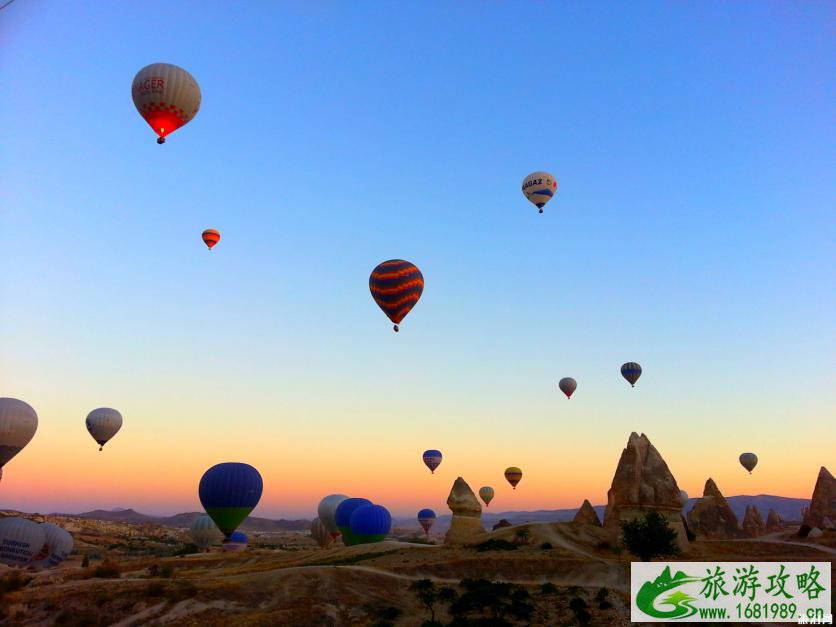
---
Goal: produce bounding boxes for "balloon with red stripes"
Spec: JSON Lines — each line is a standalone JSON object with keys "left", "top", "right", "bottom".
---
{"left": 368, "top": 259, "right": 424, "bottom": 332}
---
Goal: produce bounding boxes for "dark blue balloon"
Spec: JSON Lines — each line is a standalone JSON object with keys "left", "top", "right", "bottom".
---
{"left": 198, "top": 462, "right": 263, "bottom": 535}
{"left": 417, "top": 508, "right": 436, "bottom": 520}
{"left": 226, "top": 531, "right": 247, "bottom": 544}
{"left": 334, "top": 498, "right": 372, "bottom": 529}
{"left": 350, "top": 504, "right": 392, "bottom": 541}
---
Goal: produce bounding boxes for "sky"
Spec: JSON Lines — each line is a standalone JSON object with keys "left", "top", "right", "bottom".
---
{"left": 0, "top": 2, "right": 833, "bottom": 519}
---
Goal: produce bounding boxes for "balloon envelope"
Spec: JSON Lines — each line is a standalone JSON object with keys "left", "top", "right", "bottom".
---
{"left": 479, "top": 486, "right": 495, "bottom": 507}
{"left": 504, "top": 467, "right": 523, "bottom": 489}
{"left": 190, "top": 515, "right": 223, "bottom": 549}
{"left": 132, "top": 63, "right": 201, "bottom": 143}
{"left": 0, "top": 517, "right": 46, "bottom": 568}
{"left": 739, "top": 452, "right": 758, "bottom": 474}
{"left": 621, "top": 362, "right": 642, "bottom": 387}
{"left": 350, "top": 504, "right": 392, "bottom": 544}
{"left": 222, "top": 531, "right": 248, "bottom": 552}
{"left": 369, "top": 260, "right": 424, "bottom": 331}
{"left": 558, "top": 377, "right": 577, "bottom": 399}
{"left": 310, "top": 517, "right": 332, "bottom": 548}
{"left": 198, "top": 462, "right": 263, "bottom": 536}
{"left": 0, "top": 398, "right": 38, "bottom": 472}
{"left": 30, "top": 523, "right": 73, "bottom": 570}
{"left": 317, "top": 494, "right": 349, "bottom": 536}
{"left": 85, "top": 408, "right": 123, "bottom": 450}
{"left": 335, "top": 498, "right": 372, "bottom": 546}
{"left": 521, "top": 171, "right": 558, "bottom": 213}
{"left": 417, "top": 508, "right": 436, "bottom": 534}
{"left": 422, "top": 450, "right": 442, "bottom": 474}
{"left": 202, "top": 229, "right": 220, "bottom": 250}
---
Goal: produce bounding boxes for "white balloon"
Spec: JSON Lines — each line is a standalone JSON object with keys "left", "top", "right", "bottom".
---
{"left": 317, "top": 494, "right": 348, "bottom": 535}
{"left": 132, "top": 63, "right": 201, "bottom": 144}
{"left": 0, "top": 517, "right": 46, "bottom": 568}
{"left": 0, "top": 398, "right": 38, "bottom": 474}
{"left": 190, "top": 515, "right": 223, "bottom": 549}
{"left": 310, "top": 517, "right": 332, "bottom": 548}
{"left": 521, "top": 171, "right": 558, "bottom": 213}
{"left": 85, "top": 408, "right": 123, "bottom": 451}
{"left": 30, "top": 523, "right": 73, "bottom": 570}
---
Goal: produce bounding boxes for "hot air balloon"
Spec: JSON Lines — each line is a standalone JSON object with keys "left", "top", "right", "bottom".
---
{"left": 559, "top": 377, "right": 577, "bottom": 399}
{"left": 350, "top": 504, "right": 392, "bottom": 544}
{"left": 417, "top": 509, "right": 436, "bottom": 535}
{"left": 317, "top": 494, "right": 348, "bottom": 540}
{"left": 30, "top": 523, "right": 73, "bottom": 570}
{"left": 132, "top": 63, "right": 201, "bottom": 144}
{"left": 334, "top": 498, "right": 372, "bottom": 546}
{"left": 0, "top": 517, "right": 45, "bottom": 568}
{"left": 0, "top": 398, "right": 38, "bottom": 480}
{"left": 198, "top": 462, "right": 263, "bottom": 536}
{"left": 369, "top": 260, "right": 424, "bottom": 332}
{"left": 222, "top": 531, "right": 248, "bottom": 552}
{"left": 85, "top": 408, "right": 123, "bottom": 451}
{"left": 202, "top": 229, "right": 220, "bottom": 250}
{"left": 739, "top": 453, "right": 758, "bottom": 474}
{"left": 521, "top": 171, "right": 558, "bottom": 213}
{"left": 190, "top": 515, "right": 222, "bottom": 550}
{"left": 310, "top": 517, "right": 333, "bottom": 548}
{"left": 621, "top": 362, "right": 642, "bottom": 387}
{"left": 479, "top": 486, "right": 495, "bottom": 507}
{"left": 422, "top": 450, "right": 442, "bottom": 474}
{"left": 679, "top": 490, "right": 689, "bottom": 508}
{"left": 504, "top": 467, "right": 523, "bottom": 490}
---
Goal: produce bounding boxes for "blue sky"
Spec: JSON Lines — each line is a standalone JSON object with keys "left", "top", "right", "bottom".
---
{"left": 0, "top": 2, "right": 833, "bottom": 516}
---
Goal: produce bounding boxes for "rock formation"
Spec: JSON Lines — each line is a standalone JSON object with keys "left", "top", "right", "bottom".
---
{"left": 444, "top": 477, "right": 486, "bottom": 545}
{"left": 603, "top": 432, "right": 688, "bottom": 549}
{"left": 572, "top": 499, "right": 602, "bottom": 526}
{"left": 765, "top": 509, "right": 783, "bottom": 532}
{"left": 799, "top": 466, "right": 835, "bottom": 538}
{"left": 741, "top": 505, "right": 766, "bottom": 538}
{"left": 687, "top": 478, "right": 742, "bottom": 539}
{"left": 492, "top": 519, "right": 512, "bottom": 531}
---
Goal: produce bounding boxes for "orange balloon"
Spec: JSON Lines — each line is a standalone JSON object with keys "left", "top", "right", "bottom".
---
{"left": 202, "top": 229, "right": 220, "bottom": 250}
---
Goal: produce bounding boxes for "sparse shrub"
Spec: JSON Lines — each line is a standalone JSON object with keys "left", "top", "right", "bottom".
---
{"left": 595, "top": 587, "right": 612, "bottom": 609}
{"left": 570, "top": 597, "right": 591, "bottom": 625}
{"left": 540, "top": 542, "right": 553, "bottom": 550}
{"left": 437, "top": 586, "right": 458, "bottom": 604}
{"left": 81, "top": 555, "right": 90, "bottom": 568}
{"left": 90, "top": 561, "right": 121, "bottom": 578}
{"left": 148, "top": 563, "right": 174, "bottom": 578}
{"left": 620, "top": 511, "right": 680, "bottom": 562}
{"left": 539, "top": 582, "right": 558, "bottom": 596}
{"left": 514, "top": 527, "right": 531, "bottom": 544}
{"left": 475, "top": 538, "right": 518, "bottom": 552}
{"left": 410, "top": 579, "right": 438, "bottom": 623}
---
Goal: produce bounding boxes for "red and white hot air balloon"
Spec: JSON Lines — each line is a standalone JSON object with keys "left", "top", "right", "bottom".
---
{"left": 132, "top": 63, "right": 201, "bottom": 144}
{"left": 202, "top": 229, "right": 221, "bottom": 250}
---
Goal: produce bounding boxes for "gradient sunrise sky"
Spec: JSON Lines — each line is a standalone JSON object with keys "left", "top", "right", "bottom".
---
{"left": 1, "top": 2, "right": 833, "bottom": 518}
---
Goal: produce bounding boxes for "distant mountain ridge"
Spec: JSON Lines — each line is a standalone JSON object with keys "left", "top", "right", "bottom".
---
{"left": 48, "top": 494, "right": 806, "bottom": 533}
{"left": 50, "top": 509, "right": 310, "bottom": 532}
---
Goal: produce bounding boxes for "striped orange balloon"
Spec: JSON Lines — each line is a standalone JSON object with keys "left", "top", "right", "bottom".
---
{"left": 202, "top": 229, "right": 220, "bottom": 250}
{"left": 504, "top": 467, "right": 523, "bottom": 490}
{"left": 369, "top": 260, "right": 424, "bottom": 332}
